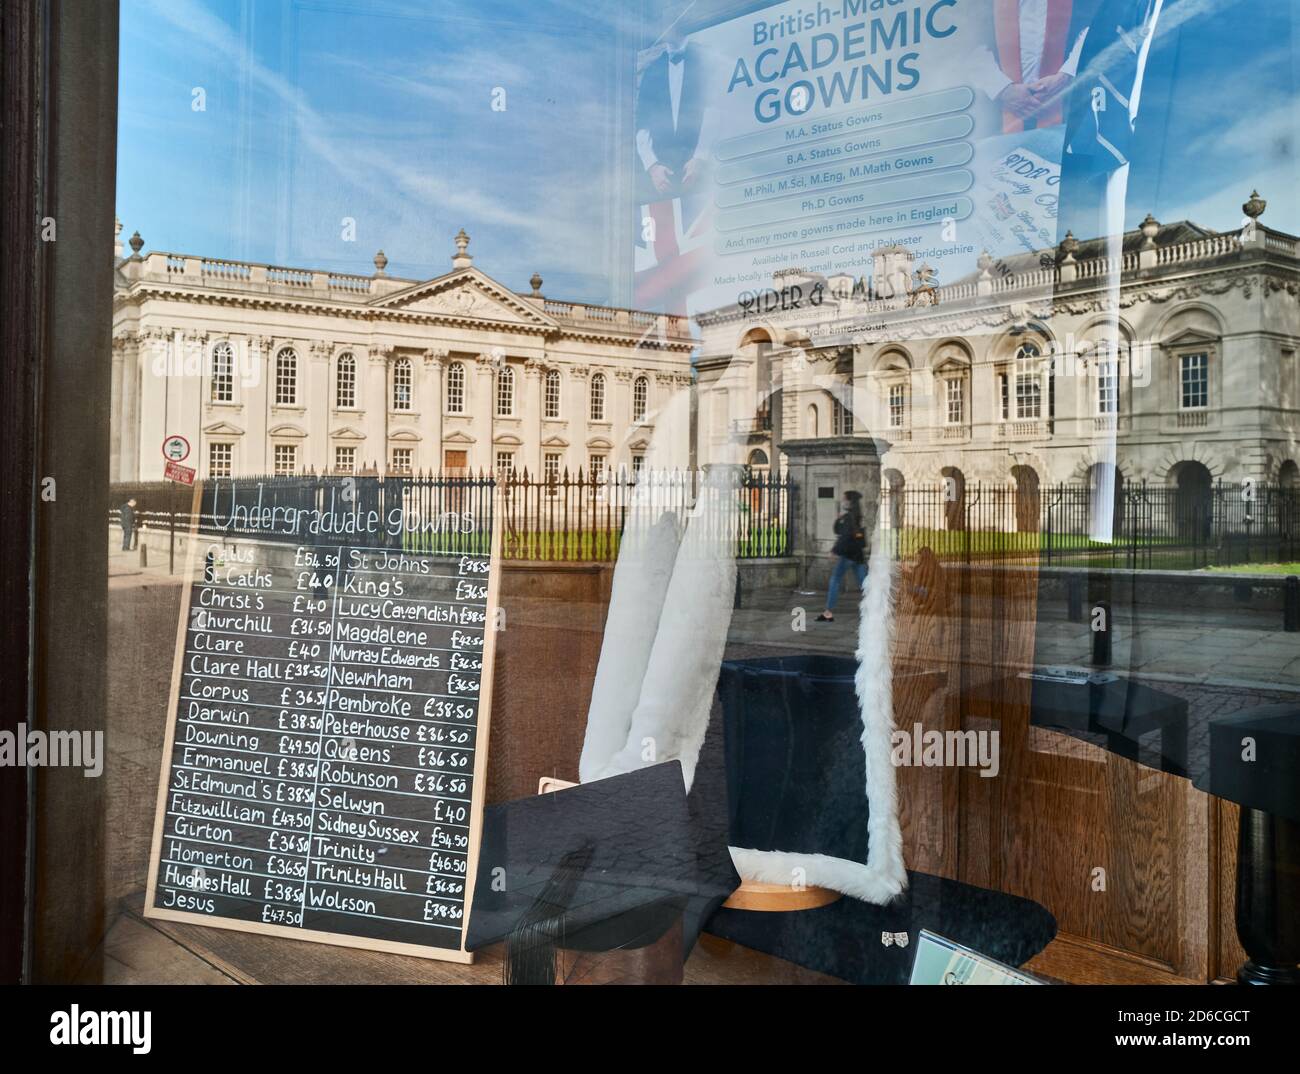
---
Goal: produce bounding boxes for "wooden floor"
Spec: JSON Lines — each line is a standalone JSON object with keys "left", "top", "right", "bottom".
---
{"left": 87, "top": 895, "right": 845, "bottom": 985}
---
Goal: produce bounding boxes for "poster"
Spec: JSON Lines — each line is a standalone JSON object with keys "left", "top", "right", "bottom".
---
{"left": 632, "top": 0, "right": 1084, "bottom": 326}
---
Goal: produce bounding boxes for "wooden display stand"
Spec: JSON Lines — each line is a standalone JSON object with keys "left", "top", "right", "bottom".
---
{"left": 722, "top": 881, "right": 841, "bottom": 912}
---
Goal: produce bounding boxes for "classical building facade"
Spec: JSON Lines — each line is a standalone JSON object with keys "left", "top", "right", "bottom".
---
{"left": 695, "top": 193, "right": 1300, "bottom": 513}
{"left": 111, "top": 229, "right": 695, "bottom": 483}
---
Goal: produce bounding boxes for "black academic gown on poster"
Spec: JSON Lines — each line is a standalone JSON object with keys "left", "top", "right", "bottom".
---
{"left": 635, "top": 45, "right": 707, "bottom": 178}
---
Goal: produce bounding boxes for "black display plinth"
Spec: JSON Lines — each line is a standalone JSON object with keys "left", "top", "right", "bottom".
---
{"left": 1195, "top": 704, "right": 1300, "bottom": 986}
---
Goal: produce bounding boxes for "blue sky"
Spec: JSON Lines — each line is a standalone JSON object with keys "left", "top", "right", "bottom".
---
{"left": 118, "top": 0, "right": 1298, "bottom": 308}
{"left": 117, "top": 0, "right": 652, "bottom": 302}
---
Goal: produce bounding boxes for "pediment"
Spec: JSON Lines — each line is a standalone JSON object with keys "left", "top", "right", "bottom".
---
{"left": 493, "top": 434, "right": 523, "bottom": 447}
{"left": 331, "top": 425, "right": 365, "bottom": 441}
{"left": 203, "top": 420, "right": 245, "bottom": 436}
{"left": 1162, "top": 327, "right": 1218, "bottom": 349}
{"left": 444, "top": 430, "right": 476, "bottom": 444}
{"left": 389, "top": 428, "right": 422, "bottom": 442}
{"left": 267, "top": 423, "right": 306, "bottom": 438}
{"left": 541, "top": 435, "right": 569, "bottom": 448}
{"left": 372, "top": 268, "right": 556, "bottom": 329}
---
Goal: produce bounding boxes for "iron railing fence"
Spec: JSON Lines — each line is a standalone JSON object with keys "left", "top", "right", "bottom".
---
{"left": 109, "top": 468, "right": 794, "bottom": 562}
{"left": 110, "top": 476, "right": 1296, "bottom": 569}
{"left": 881, "top": 481, "right": 1300, "bottom": 569}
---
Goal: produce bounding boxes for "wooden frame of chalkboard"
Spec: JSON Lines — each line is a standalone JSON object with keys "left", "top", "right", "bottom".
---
{"left": 143, "top": 480, "right": 502, "bottom": 963}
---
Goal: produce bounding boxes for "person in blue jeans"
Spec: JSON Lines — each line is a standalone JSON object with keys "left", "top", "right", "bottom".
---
{"left": 816, "top": 490, "right": 866, "bottom": 622}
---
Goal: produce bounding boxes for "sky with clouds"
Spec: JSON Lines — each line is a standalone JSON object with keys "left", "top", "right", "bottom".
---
{"left": 117, "top": 0, "right": 1297, "bottom": 309}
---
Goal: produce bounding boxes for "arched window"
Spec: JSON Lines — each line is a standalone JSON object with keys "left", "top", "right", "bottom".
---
{"left": 446, "top": 361, "right": 465, "bottom": 413}
{"left": 589, "top": 372, "right": 606, "bottom": 421}
{"left": 1014, "top": 342, "right": 1041, "bottom": 420}
{"left": 544, "top": 369, "right": 561, "bottom": 419}
{"left": 496, "top": 365, "right": 515, "bottom": 416}
{"left": 943, "top": 375, "right": 964, "bottom": 424}
{"left": 887, "top": 384, "right": 907, "bottom": 429}
{"left": 833, "top": 395, "right": 853, "bottom": 435}
{"left": 336, "top": 352, "right": 356, "bottom": 408}
{"left": 1096, "top": 353, "right": 1119, "bottom": 415}
{"left": 275, "top": 347, "right": 297, "bottom": 406}
{"left": 632, "top": 375, "right": 648, "bottom": 422}
{"left": 392, "top": 357, "right": 412, "bottom": 411}
{"left": 210, "top": 342, "right": 234, "bottom": 403}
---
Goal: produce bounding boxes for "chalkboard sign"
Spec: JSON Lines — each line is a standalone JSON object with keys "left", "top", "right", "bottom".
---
{"left": 145, "top": 476, "right": 500, "bottom": 962}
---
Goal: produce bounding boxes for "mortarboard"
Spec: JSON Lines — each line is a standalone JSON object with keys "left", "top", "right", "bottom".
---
{"left": 465, "top": 761, "right": 740, "bottom": 983}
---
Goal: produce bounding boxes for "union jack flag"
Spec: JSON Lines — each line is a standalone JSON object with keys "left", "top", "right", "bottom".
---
{"left": 634, "top": 196, "right": 712, "bottom": 318}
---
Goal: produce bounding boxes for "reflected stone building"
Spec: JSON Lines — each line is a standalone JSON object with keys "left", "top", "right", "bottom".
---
{"left": 694, "top": 193, "right": 1300, "bottom": 520}
{"left": 111, "top": 228, "right": 695, "bottom": 482}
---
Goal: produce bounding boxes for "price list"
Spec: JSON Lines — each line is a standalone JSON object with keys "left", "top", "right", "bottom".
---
{"left": 146, "top": 541, "right": 496, "bottom": 958}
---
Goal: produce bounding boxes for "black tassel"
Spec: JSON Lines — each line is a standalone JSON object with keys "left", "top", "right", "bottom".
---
{"left": 503, "top": 840, "right": 595, "bottom": 985}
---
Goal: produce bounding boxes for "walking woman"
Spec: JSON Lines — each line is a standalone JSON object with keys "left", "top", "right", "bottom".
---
{"left": 816, "top": 490, "right": 866, "bottom": 622}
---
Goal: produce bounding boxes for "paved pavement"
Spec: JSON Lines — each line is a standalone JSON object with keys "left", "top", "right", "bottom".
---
{"left": 109, "top": 539, "right": 191, "bottom": 589}
{"left": 728, "top": 573, "right": 1300, "bottom": 693}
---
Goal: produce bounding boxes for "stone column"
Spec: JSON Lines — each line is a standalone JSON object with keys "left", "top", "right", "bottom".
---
{"left": 121, "top": 332, "right": 145, "bottom": 481}
{"left": 134, "top": 327, "right": 172, "bottom": 481}
{"left": 178, "top": 330, "right": 207, "bottom": 476}
{"left": 110, "top": 335, "right": 126, "bottom": 481}
{"left": 309, "top": 342, "right": 332, "bottom": 473}
{"left": 422, "top": 348, "right": 446, "bottom": 472}
{"left": 524, "top": 359, "right": 545, "bottom": 477}
{"left": 247, "top": 335, "right": 274, "bottom": 475}
{"left": 365, "top": 347, "right": 390, "bottom": 472}
{"left": 569, "top": 364, "right": 590, "bottom": 473}
{"left": 613, "top": 368, "right": 634, "bottom": 473}
{"left": 473, "top": 352, "right": 497, "bottom": 473}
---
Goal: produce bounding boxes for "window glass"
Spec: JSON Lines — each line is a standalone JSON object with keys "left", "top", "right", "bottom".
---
{"left": 53, "top": 0, "right": 1298, "bottom": 998}
{"left": 336, "top": 352, "right": 356, "bottom": 408}
{"left": 945, "top": 378, "right": 963, "bottom": 424}
{"left": 544, "top": 369, "right": 561, "bottom": 418}
{"left": 210, "top": 342, "right": 233, "bottom": 403}
{"left": 1181, "top": 352, "right": 1209, "bottom": 408}
{"left": 274, "top": 347, "right": 297, "bottom": 405}
{"left": 392, "top": 357, "right": 412, "bottom": 411}
{"left": 496, "top": 365, "right": 514, "bottom": 416}
{"left": 446, "top": 361, "right": 466, "bottom": 414}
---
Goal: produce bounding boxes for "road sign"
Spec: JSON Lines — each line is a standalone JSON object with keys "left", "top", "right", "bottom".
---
{"left": 164, "top": 460, "right": 196, "bottom": 485}
{"left": 162, "top": 434, "right": 191, "bottom": 462}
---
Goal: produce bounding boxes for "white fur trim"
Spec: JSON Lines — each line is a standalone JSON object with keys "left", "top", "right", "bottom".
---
{"left": 727, "top": 523, "right": 906, "bottom": 906}
{"left": 584, "top": 468, "right": 738, "bottom": 791}
{"left": 579, "top": 511, "right": 682, "bottom": 782}
{"left": 728, "top": 847, "right": 906, "bottom": 906}
{"left": 850, "top": 523, "right": 908, "bottom": 901}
